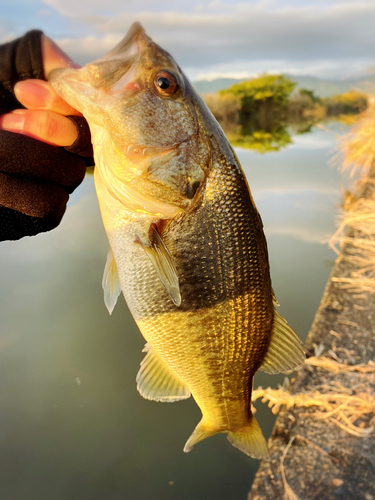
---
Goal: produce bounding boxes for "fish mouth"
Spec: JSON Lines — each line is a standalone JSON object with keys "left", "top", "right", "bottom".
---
{"left": 102, "top": 22, "right": 146, "bottom": 60}
{"left": 86, "top": 23, "right": 148, "bottom": 90}
{"left": 48, "top": 22, "right": 148, "bottom": 113}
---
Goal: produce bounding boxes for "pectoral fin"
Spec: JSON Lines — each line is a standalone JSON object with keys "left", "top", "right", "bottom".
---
{"left": 136, "top": 344, "right": 191, "bottom": 402}
{"left": 260, "top": 310, "right": 305, "bottom": 374}
{"left": 140, "top": 224, "right": 181, "bottom": 306}
{"left": 102, "top": 248, "right": 122, "bottom": 314}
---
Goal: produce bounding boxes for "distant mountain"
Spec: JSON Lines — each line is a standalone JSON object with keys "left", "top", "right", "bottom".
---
{"left": 287, "top": 74, "right": 375, "bottom": 97}
{"left": 192, "top": 74, "right": 375, "bottom": 97}
{"left": 191, "top": 78, "right": 247, "bottom": 94}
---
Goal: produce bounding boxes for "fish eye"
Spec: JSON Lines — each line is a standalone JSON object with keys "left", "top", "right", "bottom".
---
{"left": 153, "top": 71, "right": 179, "bottom": 96}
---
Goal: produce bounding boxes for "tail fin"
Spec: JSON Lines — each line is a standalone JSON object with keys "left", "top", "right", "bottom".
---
{"left": 227, "top": 416, "right": 269, "bottom": 459}
{"left": 183, "top": 418, "right": 217, "bottom": 453}
{"left": 183, "top": 415, "right": 269, "bottom": 459}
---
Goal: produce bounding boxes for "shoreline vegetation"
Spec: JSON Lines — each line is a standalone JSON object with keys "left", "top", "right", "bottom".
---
{"left": 202, "top": 74, "right": 368, "bottom": 153}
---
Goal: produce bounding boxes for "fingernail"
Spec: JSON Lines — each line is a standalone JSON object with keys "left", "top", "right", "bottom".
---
{"left": 11, "top": 109, "right": 28, "bottom": 115}
{"left": 0, "top": 113, "right": 25, "bottom": 132}
{"left": 14, "top": 81, "right": 51, "bottom": 109}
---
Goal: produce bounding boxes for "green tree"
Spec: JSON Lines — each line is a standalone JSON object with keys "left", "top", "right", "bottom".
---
{"left": 219, "top": 74, "right": 296, "bottom": 131}
{"left": 322, "top": 90, "right": 368, "bottom": 116}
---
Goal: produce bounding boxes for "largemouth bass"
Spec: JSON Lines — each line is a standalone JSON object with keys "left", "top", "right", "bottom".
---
{"left": 49, "top": 23, "right": 304, "bottom": 459}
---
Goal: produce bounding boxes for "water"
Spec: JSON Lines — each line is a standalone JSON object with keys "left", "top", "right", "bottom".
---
{"left": 0, "top": 123, "right": 349, "bottom": 500}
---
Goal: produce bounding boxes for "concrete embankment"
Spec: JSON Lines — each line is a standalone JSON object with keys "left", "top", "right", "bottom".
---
{"left": 249, "top": 156, "right": 375, "bottom": 498}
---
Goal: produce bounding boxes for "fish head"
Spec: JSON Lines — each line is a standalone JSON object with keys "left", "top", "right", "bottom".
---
{"left": 49, "top": 23, "right": 215, "bottom": 217}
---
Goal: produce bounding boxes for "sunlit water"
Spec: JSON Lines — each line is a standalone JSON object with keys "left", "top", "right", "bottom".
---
{"left": 0, "top": 123, "right": 350, "bottom": 500}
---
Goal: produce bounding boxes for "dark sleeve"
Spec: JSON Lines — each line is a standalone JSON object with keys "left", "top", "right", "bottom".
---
{"left": 0, "top": 30, "right": 91, "bottom": 241}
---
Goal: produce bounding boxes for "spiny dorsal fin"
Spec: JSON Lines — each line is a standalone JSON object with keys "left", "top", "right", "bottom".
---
{"left": 102, "top": 248, "right": 122, "bottom": 315}
{"left": 136, "top": 344, "right": 190, "bottom": 402}
{"left": 260, "top": 310, "right": 305, "bottom": 374}
{"left": 141, "top": 224, "right": 181, "bottom": 306}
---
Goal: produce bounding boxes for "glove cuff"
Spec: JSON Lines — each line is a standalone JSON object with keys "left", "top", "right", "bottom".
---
{"left": 0, "top": 30, "right": 44, "bottom": 114}
{"left": 65, "top": 115, "right": 94, "bottom": 160}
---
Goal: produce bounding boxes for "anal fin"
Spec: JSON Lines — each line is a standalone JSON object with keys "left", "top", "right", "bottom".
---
{"left": 140, "top": 224, "right": 181, "bottom": 306}
{"left": 136, "top": 344, "right": 190, "bottom": 402}
{"left": 102, "top": 248, "right": 122, "bottom": 315}
{"left": 260, "top": 310, "right": 305, "bottom": 374}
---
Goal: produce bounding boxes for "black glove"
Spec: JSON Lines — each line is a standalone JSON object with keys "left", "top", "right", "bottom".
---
{"left": 0, "top": 30, "right": 93, "bottom": 241}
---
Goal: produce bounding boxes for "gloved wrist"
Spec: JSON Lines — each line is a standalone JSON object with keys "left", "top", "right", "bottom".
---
{"left": 65, "top": 115, "right": 94, "bottom": 160}
{"left": 0, "top": 30, "right": 44, "bottom": 114}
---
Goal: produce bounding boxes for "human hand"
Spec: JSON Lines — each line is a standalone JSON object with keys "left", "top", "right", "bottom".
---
{"left": 0, "top": 30, "right": 92, "bottom": 240}
{"left": 0, "top": 35, "right": 81, "bottom": 146}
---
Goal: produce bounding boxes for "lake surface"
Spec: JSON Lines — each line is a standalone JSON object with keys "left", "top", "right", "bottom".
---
{"left": 0, "top": 123, "right": 350, "bottom": 500}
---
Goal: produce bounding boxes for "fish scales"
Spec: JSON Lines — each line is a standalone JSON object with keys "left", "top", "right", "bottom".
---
{"left": 130, "top": 154, "right": 274, "bottom": 429}
{"left": 49, "top": 22, "right": 305, "bottom": 459}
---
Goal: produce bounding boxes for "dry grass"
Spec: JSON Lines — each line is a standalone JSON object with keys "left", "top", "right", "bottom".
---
{"left": 330, "top": 196, "right": 375, "bottom": 244}
{"left": 252, "top": 385, "right": 374, "bottom": 438}
{"left": 329, "top": 190, "right": 375, "bottom": 292}
{"left": 305, "top": 356, "right": 375, "bottom": 373}
{"left": 337, "top": 100, "right": 375, "bottom": 178}
{"left": 328, "top": 102, "right": 375, "bottom": 293}
{"left": 252, "top": 356, "right": 375, "bottom": 438}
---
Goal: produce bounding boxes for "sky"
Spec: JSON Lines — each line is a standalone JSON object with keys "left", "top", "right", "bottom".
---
{"left": 1, "top": 0, "right": 375, "bottom": 81}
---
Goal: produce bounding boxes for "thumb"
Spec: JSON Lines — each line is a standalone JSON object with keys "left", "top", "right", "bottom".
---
{"left": 42, "top": 35, "right": 81, "bottom": 78}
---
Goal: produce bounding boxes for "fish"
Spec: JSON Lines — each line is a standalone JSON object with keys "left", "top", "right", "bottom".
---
{"left": 49, "top": 22, "right": 305, "bottom": 459}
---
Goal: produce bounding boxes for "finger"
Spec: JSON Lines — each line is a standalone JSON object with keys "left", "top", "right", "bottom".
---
{"left": 0, "top": 109, "right": 78, "bottom": 147}
{"left": 41, "top": 35, "right": 82, "bottom": 78}
{"left": 14, "top": 80, "right": 82, "bottom": 116}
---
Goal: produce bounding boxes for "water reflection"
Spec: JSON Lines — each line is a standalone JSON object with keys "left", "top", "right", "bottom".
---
{"left": 227, "top": 124, "right": 292, "bottom": 153}
{"left": 207, "top": 75, "right": 365, "bottom": 154}
{"left": 0, "top": 124, "right": 349, "bottom": 499}
{"left": 218, "top": 107, "right": 349, "bottom": 153}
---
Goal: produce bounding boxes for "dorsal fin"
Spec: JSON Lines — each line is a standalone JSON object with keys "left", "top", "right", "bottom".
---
{"left": 102, "top": 248, "right": 122, "bottom": 314}
{"left": 136, "top": 344, "right": 191, "bottom": 402}
{"left": 260, "top": 310, "right": 305, "bottom": 374}
{"left": 140, "top": 224, "right": 181, "bottom": 306}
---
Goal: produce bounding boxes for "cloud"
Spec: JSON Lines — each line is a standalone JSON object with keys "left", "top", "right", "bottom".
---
{"left": 39, "top": 1, "right": 375, "bottom": 78}
{"left": 56, "top": 34, "right": 123, "bottom": 63}
{"left": 193, "top": 57, "right": 373, "bottom": 81}
{"left": 1, "top": 1, "right": 374, "bottom": 79}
